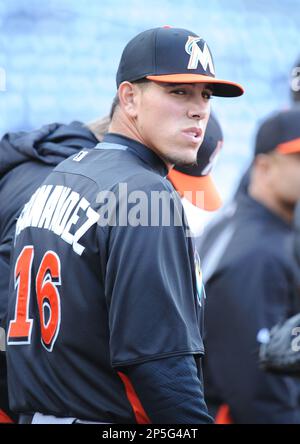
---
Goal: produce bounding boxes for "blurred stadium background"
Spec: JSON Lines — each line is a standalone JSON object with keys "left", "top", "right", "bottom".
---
{"left": 0, "top": 0, "right": 299, "bottom": 213}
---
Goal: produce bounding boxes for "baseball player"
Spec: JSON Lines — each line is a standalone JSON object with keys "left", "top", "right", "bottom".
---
{"left": 200, "top": 109, "right": 300, "bottom": 423}
{"left": 0, "top": 112, "right": 222, "bottom": 423}
{"left": 253, "top": 56, "right": 300, "bottom": 379}
{"left": 6, "top": 26, "right": 243, "bottom": 424}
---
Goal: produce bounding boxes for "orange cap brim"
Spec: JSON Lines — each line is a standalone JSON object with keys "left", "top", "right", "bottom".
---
{"left": 168, "top": 168, "right": 222, "bottom": 211}
{"left": 146, "top": 74, "right": 244, "bottom": 97}
{"left": 276, "top": 137, "right": 300, "bottom": 155}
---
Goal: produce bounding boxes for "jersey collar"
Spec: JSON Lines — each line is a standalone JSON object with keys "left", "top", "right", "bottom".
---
{"left": 238, "top": 192, "right": 292, "bottom": 231}
{"left": 101, "top": 133, "right": 168, "bottom": 178}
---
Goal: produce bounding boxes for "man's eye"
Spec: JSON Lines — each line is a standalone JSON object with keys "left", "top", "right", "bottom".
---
{"left": 202, "top": 90, "right": 213, "bottom": 100}
{"left": 171, "top": 89, "right": 186, "bottom": 95}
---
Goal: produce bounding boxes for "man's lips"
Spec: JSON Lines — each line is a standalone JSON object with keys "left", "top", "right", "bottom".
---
{"left": 182, "top": 127, "right": 203, "bottom": 142}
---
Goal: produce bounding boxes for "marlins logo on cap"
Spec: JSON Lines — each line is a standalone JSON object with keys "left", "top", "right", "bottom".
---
{"left": 185, "top": 36, "right": 215, "bottom": 75}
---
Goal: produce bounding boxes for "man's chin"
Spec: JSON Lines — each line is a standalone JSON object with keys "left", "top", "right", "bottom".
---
{"left": 162, "top": 150, "right": 198, "bottom": 167}
{"left": 175, "top": 158, "right": 198, "bottom": 167}
{"left": 170, "top": 156, "right": 198, "bottom": 167}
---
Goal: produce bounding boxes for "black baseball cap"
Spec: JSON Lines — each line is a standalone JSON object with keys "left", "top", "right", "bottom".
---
{"left": 116, "top": 26, "right": 244, "bottom": 98}
{"left": 168, "top": 113, "right": 223, "bottom": 211}
{"left": 255, "top": 109, "right": 300, "bottom": 156}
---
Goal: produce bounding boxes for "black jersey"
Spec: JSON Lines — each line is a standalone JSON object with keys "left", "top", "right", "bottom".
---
{"left": 6, "top": 134, "right": 205, "bottom": 423}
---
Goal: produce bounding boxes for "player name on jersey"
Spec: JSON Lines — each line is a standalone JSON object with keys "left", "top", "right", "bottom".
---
{"left": 15, "top": 184, "right": 100, "bottom": 256}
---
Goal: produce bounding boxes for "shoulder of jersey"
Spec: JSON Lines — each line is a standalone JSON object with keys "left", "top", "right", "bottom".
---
{"left": 53, "top": 148, "right": 172, "bottom": 194}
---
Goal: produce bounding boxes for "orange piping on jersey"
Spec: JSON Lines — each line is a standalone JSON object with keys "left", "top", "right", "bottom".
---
{"left": 118, "top": 371, "right": 151, "bottom": 424}
{"left": 0, "top": 409, "right": 14, "bottom": 423}
{"left": 214, "top": 404, "right": 233, "bottom": 424}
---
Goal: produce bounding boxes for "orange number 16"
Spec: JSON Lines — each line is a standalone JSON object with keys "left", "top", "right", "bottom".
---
{"left": 7, "top": 246, "right": 61, "bottom": 352}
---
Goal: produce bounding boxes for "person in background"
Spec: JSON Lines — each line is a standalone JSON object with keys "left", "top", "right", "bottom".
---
{"left": 199, "top": 108, "right": 300, "bottom": 423}
{"left": 255, "top": 55, "right": 300, "bottom": 377}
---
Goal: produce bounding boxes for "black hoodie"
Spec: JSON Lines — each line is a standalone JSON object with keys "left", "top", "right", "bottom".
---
{"left": 0, "top": 121, "right": 98, "bottom": 322}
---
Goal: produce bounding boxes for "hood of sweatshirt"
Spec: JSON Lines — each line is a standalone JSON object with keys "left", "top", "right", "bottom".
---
{"left": 0, "top": 121, "right": 98, "bottom": 177}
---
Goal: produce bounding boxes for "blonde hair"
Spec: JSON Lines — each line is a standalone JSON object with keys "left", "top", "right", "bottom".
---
{"left": 85, "top": 115, "right": 111, "bottom": 142}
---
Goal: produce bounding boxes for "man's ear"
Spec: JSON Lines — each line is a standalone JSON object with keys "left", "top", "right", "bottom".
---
{"left": 118, "top": 81, "right": 140, "bottom": 118}
{"left": 254, "top": 153, "right": 273, "bottom": 173}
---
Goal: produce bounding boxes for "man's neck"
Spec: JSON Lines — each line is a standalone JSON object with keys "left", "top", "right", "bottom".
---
{"left": 109, "top": 116, "right": 141, "bottom": 145}
{"left": 109, "top": 115, "right": 173, "bottom": 170}
{"left": 248, "top": 184, "right": 294, "bottom": 224}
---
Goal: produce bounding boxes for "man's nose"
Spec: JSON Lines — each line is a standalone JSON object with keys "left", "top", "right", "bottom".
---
{"left": 187, "top": 98, "right": 210, "bottom": 120}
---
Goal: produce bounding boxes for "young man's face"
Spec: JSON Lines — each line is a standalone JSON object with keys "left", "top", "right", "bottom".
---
{"left": 133, "top": 81, "right": 212, "bottom": 167}
{"left": 269, "top": 152, "right": 300, "bottom": 205}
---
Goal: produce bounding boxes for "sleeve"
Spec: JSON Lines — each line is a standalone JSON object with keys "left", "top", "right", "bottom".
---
{"left": 122, "top": 354, "right": 213, "bottom": 424}
{"left": 204, "top": 250, "right": 300, "bottom": 424}
{"left": 103, "top": 178, "right": 204, "bottom": 367}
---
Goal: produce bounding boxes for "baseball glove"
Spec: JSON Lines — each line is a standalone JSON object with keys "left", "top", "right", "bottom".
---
{"left": 259, "top": 313, "right": 300, "bottom": 375}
